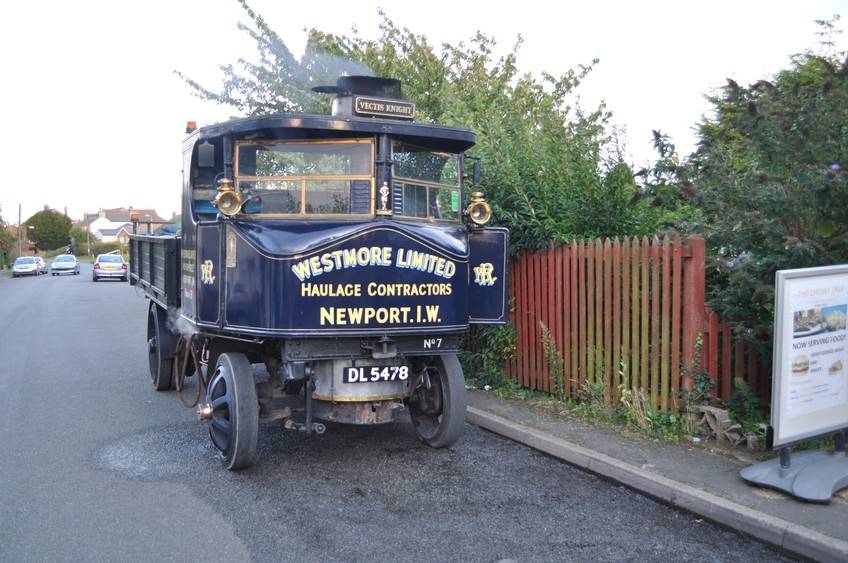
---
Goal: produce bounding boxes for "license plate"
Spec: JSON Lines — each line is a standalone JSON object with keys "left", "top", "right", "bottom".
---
{"left": 343, "top": 365, "right": 410, "bottom": 384}
{"left": 106, "top": 265, "right": 116, "bottom": 270}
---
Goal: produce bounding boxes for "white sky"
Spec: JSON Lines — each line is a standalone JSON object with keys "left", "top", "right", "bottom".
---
{"left": 1, "top": 0, "right": 845, "bottom": 224}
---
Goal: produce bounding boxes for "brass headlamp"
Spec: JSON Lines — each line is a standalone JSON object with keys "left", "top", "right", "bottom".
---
{"left": 465, "top": 191, "right": 492, "bottom": 226}
{"left": 213, "top": 178, "right": 242, "bottom": 217}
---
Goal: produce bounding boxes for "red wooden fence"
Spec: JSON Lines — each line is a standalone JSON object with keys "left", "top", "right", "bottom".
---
{"left": 704, "top": 312, "right": 772, "bottom": 405}
{"left": 505, "top": 235, "right": 769, "bottom": 411}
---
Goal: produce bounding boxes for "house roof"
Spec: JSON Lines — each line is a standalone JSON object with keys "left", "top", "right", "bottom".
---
{"left": 97, "top": 223, "right": 132, "bottom": 236}
{"left": 82, "top": 207, "right": 168, "bottom": 225}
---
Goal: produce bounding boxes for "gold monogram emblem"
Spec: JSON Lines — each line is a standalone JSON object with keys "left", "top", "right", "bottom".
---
{"left": 200, "top": 259, "right": 216, "bottom": 285}
{"left": 473, "top": 262, "right": 497, "bottom": 287}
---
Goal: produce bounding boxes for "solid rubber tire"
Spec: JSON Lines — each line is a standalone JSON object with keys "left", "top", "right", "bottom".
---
{"left": 410, "top": 354, "right": 467, "bottom": 448}
{"left": 147, "top": 301, "right": 175, "bottom": 391}
{"left": 208, "top": 353, "right": 259, "bottom": 470}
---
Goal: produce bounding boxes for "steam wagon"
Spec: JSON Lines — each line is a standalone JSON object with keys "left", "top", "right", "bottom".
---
{"left": 130, "top": 76, "right": 508, "bottom": 469}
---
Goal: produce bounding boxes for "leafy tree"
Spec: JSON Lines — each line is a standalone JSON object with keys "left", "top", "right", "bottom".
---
{"left": 0, "top": 229, "right": 13, "bottom": 255}
{"left": 0, "top": 209, "right": 13, "bottom": 266}
{"left": 686, "top": 18, "right": 848, "bottom": 342}
{"left": 24, "top": 209, "right": 72, "bottom": 252}
{"left": 0, "top": 230, "right": 13, "bottom": 263}
{"left": 178, "top": 1, "right": 667, "bottom": 252}
{"left": 69, "top": 226, "right": 88, "bottom": 245}
{"left": 628, "top": 131, "right": 704, "bottom": 237}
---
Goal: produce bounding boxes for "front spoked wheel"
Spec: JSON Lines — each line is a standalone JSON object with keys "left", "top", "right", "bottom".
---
{"left": 408, "top": 354, "right": 466, "bottom": 448}
{"left": 206, "top": 352, "right": 258, "bottom": 470}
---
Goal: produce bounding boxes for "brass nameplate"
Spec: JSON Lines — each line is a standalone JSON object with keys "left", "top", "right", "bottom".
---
{"left": 354, "top": 96, "right": 415, "bottom": 120}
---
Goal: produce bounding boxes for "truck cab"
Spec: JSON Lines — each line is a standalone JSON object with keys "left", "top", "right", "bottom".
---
{"left": 131, "top": 76, "right": 508, "bottom": 470}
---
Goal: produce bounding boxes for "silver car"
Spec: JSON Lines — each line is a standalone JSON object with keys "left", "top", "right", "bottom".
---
{"left": 13, "top": 256, "right": 41, "bottom": 277}
{"left": 51, "top": 254, "right": 80, "bottom": 275}
{"left": 93, "top": 254, "right": 128, "bottom": 282}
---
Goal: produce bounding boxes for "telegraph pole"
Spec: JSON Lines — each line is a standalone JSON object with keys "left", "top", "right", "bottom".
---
{"left": 17, "top": 203, "right": 22, "bottom": 256}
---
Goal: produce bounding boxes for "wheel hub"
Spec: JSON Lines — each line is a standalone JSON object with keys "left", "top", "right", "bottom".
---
{"left": 412, "top": 368, "right": 443, "bottom": 417}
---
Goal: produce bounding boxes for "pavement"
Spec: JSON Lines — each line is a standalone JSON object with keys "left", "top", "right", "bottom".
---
{"left": 466, "top": 389, "right": 848, "bottom": 562}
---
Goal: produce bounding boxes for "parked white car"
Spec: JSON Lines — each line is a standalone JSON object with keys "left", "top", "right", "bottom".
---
{"left": 93, "top": 254, "right": 128, "bottom": 282}
{"left": 13, "top": 256, "right": 42, "bottom": 277}
{"left": 51, "top": 254, "right": 80, "bottom": 275}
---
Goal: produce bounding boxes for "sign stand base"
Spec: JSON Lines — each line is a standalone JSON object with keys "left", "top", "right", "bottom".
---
{"left": 741, "top": 432, "right": 848, "bottom": 503}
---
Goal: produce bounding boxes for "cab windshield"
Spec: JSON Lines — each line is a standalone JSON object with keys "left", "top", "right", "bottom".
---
{"left": 235, "top": 140, "right": 374, "bottom": 216}
{"left": 392, "top": 141, "right": 460, "bottom": 221}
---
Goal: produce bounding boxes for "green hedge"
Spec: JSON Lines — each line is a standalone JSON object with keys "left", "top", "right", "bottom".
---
{"left": 90, "top": 242, "right": 122, "bottom": 256}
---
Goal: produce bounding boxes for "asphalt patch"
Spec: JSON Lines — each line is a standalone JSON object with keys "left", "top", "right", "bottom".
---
{"left": 91, "top": 419, "right": 794, "bottom": 563}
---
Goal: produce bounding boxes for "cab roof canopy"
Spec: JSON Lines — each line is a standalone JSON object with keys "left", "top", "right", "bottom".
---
{"left": 184, "top": 112, "right": 476, "bottom": 154}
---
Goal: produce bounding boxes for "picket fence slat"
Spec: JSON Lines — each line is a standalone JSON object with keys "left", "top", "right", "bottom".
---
{"left": 708, "top": 312, "right": 719, "bottom": 397}
{"left": 649, "top": 238, "right": 660, "bottom": 408}
{"left": 570, "top": 241, "right": 578, "bottom": 392}
{"left": 748, "top": 349, "right": 758, "bottom": 392}
{"left": 631, "top": 238, "right": 641, "bottom": 392}
{"left": 671, "top": 235, "right": 682, "bottom": 409}
{"left": 640, "top": 237, "right": 650, "bottom": 394}
{"left": 588, "top": 243, "right": 594, "bottom": 385}
{"left": 578, "top": 241, "right": 587, "bottom": 390}
{"left": 721, "top": 323, "right": 732, "bottom": 400}
{"left": 521, "top": 253, "right": 530, "bottom": 388}
{"left": 621, "top": 241, "right": 631, "bottom": 390}
{"left": 660, "top": 236, "right": 671, "bottom": 411}
{"left": 534, "top": 252, "right": 544, "bottom": 390}
{"left": 595, "top": 241, "right": 604, "bottom": 387}
{"left": 548, "top": 246, "right": 557, "bottom": 392}
{"left": 612, "top": 239, "right": 622, "bottom": 399}
{"left": 603, "top": 239, "right": 613, "bottom": 395}
{"left": 555, "top": 246, "right": 564, "bottom": 395}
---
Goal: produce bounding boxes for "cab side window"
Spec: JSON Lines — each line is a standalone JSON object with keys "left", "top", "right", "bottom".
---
{"left": 392, "top": 141, "right": 460, "bottom": 221}
{"left": 190, "top": 140, "right": 222, "bottom": 219}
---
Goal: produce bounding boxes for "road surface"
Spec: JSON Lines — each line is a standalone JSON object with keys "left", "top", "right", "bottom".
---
{"left": 0, "top": 266, "right": 791, "bottom": 562}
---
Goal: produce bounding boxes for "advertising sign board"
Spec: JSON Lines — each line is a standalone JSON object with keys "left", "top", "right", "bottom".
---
{"left": 770, "top": 265, "right": 848, "bottom": 448}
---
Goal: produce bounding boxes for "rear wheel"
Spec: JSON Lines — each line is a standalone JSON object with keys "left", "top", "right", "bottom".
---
{"left": 408, "top": 354, "right": 467, "bottom": 448}
{"left": 206, "top": 352, "right": 259, "bottom": 470}
{"left": 147, "top": 301, "right": 175, "bottom": 391}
